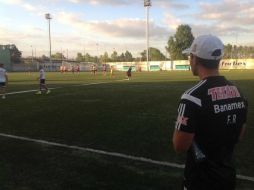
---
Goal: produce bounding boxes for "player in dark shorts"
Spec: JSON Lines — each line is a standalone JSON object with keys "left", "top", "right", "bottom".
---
{"left": 91, "top": 65, "right": 97, "bottom": 75}
{"left": 71, "top": 65, "right": 75, "bottom": 74}
{"left": 76, "top": 65, "right": 80, "bottom": 74}
{"left": 126, "top": 66, "right": 132, "bottom": 80}
{"left": 40, "top": 79, "right": 45, "bottom": 84}
{"left": 172, "top": 35, "right": 248, "bottom": 190}
{"left": 36, "top": 66, "right": 50, "bottom": 94}
{"left": 102, "top": 64, "right": 107, "bottom": 76}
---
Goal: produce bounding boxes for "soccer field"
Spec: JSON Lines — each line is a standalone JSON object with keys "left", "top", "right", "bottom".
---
{"left": 0, "top": 70, "right": 254, "bottom": 189}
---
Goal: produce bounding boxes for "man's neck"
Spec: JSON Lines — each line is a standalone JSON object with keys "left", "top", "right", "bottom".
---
{"left": 198, "top": 68, "right": 219, "bottom": 80}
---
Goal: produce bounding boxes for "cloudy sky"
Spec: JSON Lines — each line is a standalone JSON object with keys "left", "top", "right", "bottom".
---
{"left": 0, "top": 0, "right": 253, "bottom": 58}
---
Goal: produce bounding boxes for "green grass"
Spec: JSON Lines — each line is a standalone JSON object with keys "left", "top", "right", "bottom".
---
{"left": 0, "top": 70, "right": 254, "bottom": 189}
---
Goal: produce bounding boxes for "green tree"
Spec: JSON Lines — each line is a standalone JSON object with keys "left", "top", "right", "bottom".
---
{"left": 238, "top": 46, "right": 244, "bottom": 58}
{"left": 84, "top": 53, "right": 92, "bottom": 62}
{"left": 248, "top": 46, "right": 254, "bottom": 58}
{"left": 140, "top": 47, "right": 166, "bottom": 61}
{"left": 140, "top": 50, "right": 147, "bottom": 61}
{"left": 52, "top": 52, "right": 65, "bottom": 60}
{"left": 166, "top": 24, "right": 194, "bottom": 60}
{"left": 101, "top": 52, "right": 110, "bottom": 63}
{"left": 222, "top": 44, "right": 254, "bottom": 59}
{"left": 8, "top": 44, "right": 22, "bottom": 63}
{"left": 223, "top": 44, "right": 233, "bottom": 59}
{"left": 76, "top": 52, "right": 84, "bottom": 62}
{"left": 124, "top": 51, "right": 133, "bottom": 61}
{"left": 41, "top": 55, "right": 49, "bottom": 61}
{"left": 95, "top": 56, "right": 99, "bottom": 64}
{"left": 111, "top": 51, "right": 118, "bottom": 62}
{"left": 119, "top": 53, "right": 125, "bottom": 62}
{"left": 150, "top": 47, "right": 166, "bottom": 61}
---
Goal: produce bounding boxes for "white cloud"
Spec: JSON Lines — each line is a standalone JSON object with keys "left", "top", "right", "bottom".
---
{"left": 0, "top": 0, "right": 49, "bottom": 18}
{"left": 57, "top": 11, "right": 84, "bottom": 26}
{"left": 68, "top": 0, "right": 79, "bottom": 3}
{"left": 68, "top": 0, "right": 130, "bottom": 6}
{"left": 163, "top": 13, "right": 182, "bottom": 30}
{"left": 154, "top": 1, "right": 189, "bottom": 10}
{"left": 0, "top": 0, "right": 23, "bottom": 5}
{"left": 56, "top": 11, "right": 169, "bottom": 40}
{"left": 197, "top": 0, "right": 254, "bottom": 26}
{"left": 191, "top": 24, "right": 249, "bottom": 37}
{"left": 54, "top": 11, "right": 169, "bottom": 56}
{"left": 22, "top": 3, "right": 37, "bottom": 11}
{"left": 67, "top": 0, "right": 189, "bottom": 9}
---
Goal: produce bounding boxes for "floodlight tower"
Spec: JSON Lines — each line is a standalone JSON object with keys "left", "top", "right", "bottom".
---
{"left": 96, "top": 43, "right": 99, "bottom": 64}
{"left": 144, "top": 0, "right": 151, "bottom": 71}
{"left": 31, "top": 45, "right": 34, "bottom": 65}
{"left": 45, "top": 13, "right": 52, "bottom": 70}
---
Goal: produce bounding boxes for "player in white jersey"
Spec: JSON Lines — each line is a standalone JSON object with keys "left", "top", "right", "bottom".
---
{"left": 0, "top": 63, "right": 8, "bottom": 99}
{"left": 35, "top": 66, "right": 50, "bottom": 94}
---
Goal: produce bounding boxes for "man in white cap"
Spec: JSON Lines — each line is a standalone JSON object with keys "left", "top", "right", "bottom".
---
{"left": 0, "top": 63, "right": 8, "bottom": 99}
{"left": 172, "top": 34, "right": 248, "bottom": 190}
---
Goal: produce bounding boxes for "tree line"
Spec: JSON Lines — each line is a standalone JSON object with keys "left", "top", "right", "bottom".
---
{"left": 32, "top": 47, "right": 167, "bottom": 64}
{"left": 74, "top": 47, "right": 167, "bottom": 63}
{"left": 7, "top": 25, "right": 254, "bottom": 64}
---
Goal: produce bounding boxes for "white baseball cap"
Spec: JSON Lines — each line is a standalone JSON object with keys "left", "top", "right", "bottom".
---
{"left": 183, "top": 34, "right": 224, "bottom": 60}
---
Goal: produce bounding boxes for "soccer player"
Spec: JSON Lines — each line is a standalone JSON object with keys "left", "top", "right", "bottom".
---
{"left": 60, "top": 65, "right": 64, "bottom": 73}
{"left": 91, "top": 64, "right": 97, "bottom": 75}
{"left": 102, "top": 64, "right": 107, "bottom": 76}
{"left": 110, "top": 65, "right": 114, "bottom": 78}
{"left": 0, "top": 63, "right": 8, "bottom": 99}
{"left": 76, "top": 64, "right": 80, "bottom": 74}
{"left": 172, "top": 35, "right": 248, "bottom": 190}
{"left": 36, "top": 66, "right": 50, "bottom": 94}
{"left": 126, "top": 66, "right": 132, "bottom": 80}
{"left": 71, "top": 65, "right": 75, "bottom": 74}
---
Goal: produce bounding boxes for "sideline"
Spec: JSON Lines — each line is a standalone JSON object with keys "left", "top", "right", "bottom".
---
{"left": 0, "top": 133, "right": 253, "bottom": 182}
{"left": 6, "top": 79, "right": 127, "bottom": 96}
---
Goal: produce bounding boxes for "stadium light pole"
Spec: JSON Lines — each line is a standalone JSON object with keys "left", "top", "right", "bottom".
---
{"left": 96, "top": 43, "right": 99, "bottom": 64}
{"left": 31, "top": 45, "right": 34, "bottom": 65}
{"left": 235, "top": 32, "right": 238, "bottom": 61}
{"left": 144, "top": 0, "right": 151, "bottom": 71}
{"left": 61, "top": 48, "right": 63, "bottom": 66}
{"left": 31, "top": 45, "right": 36, "bottom": 70}
{"left": 45, "top": 13, "right": 52, "bottom": 71}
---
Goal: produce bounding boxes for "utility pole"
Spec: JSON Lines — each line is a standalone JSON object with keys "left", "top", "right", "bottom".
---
{"left": 31, "top": 45, "right": 34, "bottom": 65}
{"left": 45, "top": 13, "right": 52, "bottom": 71}
{"left": 144, "top": 0, "right": 151, "bottom": 71}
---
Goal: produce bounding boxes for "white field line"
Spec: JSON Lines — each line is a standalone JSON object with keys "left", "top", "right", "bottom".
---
{"left": 6, "top": 87, "right": 60, "bottom": 95}
{"left": 6, "top": 89, "right": 39, "bottom": 95}
{"left": 6, "top": 79, "right": 127, "bottom": 96}
{"left": 0, "top": 133, "right": 253, "bottom": 182}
